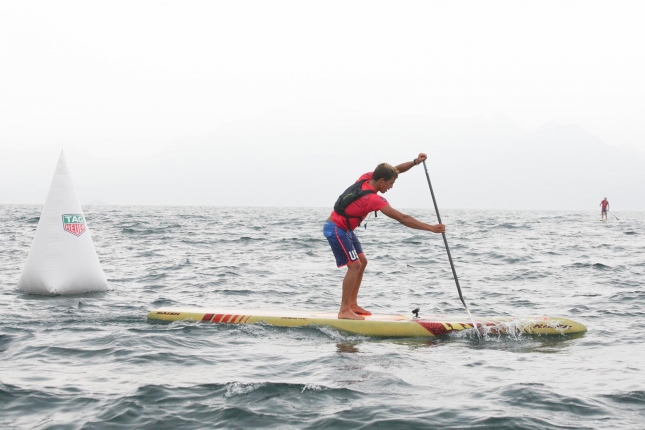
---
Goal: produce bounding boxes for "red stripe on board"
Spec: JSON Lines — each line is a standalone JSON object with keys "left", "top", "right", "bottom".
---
{"left": 202, "top": 313, "right": 214, "bottom": 322}
{"left": 222, "top": 314, "right": 233, "bottom": 323}
{"left": 212, "top": 314, "right": 225, "bottom": 323}
{"left": 415, "top": 321, "right": 451, "bottom": 336}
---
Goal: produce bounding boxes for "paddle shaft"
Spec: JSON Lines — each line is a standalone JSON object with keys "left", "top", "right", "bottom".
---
{"left": 422, "top": 161, "right": 468, "bottom": 309}
{"left": 608, "top": 211, "right": 619, "bottom": 220}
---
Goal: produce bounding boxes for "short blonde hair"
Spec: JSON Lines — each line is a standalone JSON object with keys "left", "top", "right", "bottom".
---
{"left": 373, "top": 163, "right": 399, "bottom": 181}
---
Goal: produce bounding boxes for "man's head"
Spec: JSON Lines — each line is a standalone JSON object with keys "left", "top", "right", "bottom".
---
{"left": 373, "top": 163, "right": 399, "bottom": 181}
{"left": 373, "top": 163, "right": 399, "bottom": 193}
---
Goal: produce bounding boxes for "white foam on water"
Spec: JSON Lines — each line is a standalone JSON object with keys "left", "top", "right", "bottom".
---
{"left": 224, "top": 382, "right": 266, "bottom": 397}
{"left": 457, "top": 317, "right": 573, "bottom": 341}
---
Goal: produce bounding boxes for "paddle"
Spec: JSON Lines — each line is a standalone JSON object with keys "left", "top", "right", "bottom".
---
{"left": 422, "top": 160, "right": 480, "bottom": 337}
{"left": 608, "top": 211, "right": 619, "bottom": 220}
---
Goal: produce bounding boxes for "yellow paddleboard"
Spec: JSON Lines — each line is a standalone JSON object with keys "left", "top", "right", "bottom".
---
{"left": 147, "top": 308, "right": 587, "bottom": 337}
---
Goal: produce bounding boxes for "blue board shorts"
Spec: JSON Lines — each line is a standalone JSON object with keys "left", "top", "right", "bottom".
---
{"left": 323, "top": 221, "right": 363, "bottom": 267}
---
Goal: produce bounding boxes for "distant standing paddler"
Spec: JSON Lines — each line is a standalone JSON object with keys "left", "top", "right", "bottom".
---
{"left": 600, "top": 198, "right": 609, "bottom": 221}
{"left": 323, "top": 153, "right": 445, "bottom": 320}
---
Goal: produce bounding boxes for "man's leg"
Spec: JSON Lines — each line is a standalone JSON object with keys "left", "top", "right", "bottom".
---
{"left": 350, "top": 254, "right": 371, "bottom": 315}
{"left": 339, "top": 260, "right": 364, "bottom": 320}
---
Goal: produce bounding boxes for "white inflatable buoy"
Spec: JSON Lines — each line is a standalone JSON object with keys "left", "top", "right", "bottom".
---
{"left": 18, "top": 150, "right": 108, "bottom": 295}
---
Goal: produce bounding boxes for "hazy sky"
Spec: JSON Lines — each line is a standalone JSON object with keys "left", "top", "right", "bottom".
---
{"left": 2, "top": 1, "right": 644, "bottom": 207}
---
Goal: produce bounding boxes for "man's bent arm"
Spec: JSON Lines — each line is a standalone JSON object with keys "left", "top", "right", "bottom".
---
{"left": 380, "top": 205, "right": 445, "bottom": 233}
{"left": 395, "top": 153, "right": 428, "bottom": 174}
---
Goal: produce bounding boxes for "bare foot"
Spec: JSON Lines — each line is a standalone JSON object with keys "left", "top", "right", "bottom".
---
{"left": 338, "top": 309, "right": 365, "bottom": 320}
{"left": 351, "top": 305, "right": 372, "bottom": 316}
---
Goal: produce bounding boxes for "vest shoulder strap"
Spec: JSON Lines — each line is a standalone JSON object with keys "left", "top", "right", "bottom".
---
{"left": 333, "top": 179, "right": 376, "bottom": 230}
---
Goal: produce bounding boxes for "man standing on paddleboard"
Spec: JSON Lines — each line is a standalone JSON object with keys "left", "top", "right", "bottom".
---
{"left": 324, "top": 153, "right": 445, "bottom": 320}
{"left": 600, "top": 197, "right": 609, "bottom": 221}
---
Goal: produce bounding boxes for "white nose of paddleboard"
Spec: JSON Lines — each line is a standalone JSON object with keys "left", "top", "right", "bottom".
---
{"left": 17, "top": 150, "right": 108, "bottom": 295}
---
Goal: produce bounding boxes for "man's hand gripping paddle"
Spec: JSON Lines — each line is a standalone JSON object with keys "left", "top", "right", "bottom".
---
{"left": 422, "top": 160, "right": 481, "bottom": 339}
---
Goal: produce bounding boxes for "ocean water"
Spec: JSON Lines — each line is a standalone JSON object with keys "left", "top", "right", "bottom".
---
{"left": 1, "top": 205, "right": 644, "bottom": 429}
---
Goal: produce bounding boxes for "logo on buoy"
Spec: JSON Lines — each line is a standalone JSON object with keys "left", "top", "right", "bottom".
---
{"left": 62, "top": 214, "right": 86, "bottom": 236}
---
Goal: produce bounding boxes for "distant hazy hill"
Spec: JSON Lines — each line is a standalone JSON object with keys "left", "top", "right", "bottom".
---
{"left": 4, "top": 104, "right": 644, "bottom": 210}
{"left": 428, "top": 119, "right": 645, "bottom": 211}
